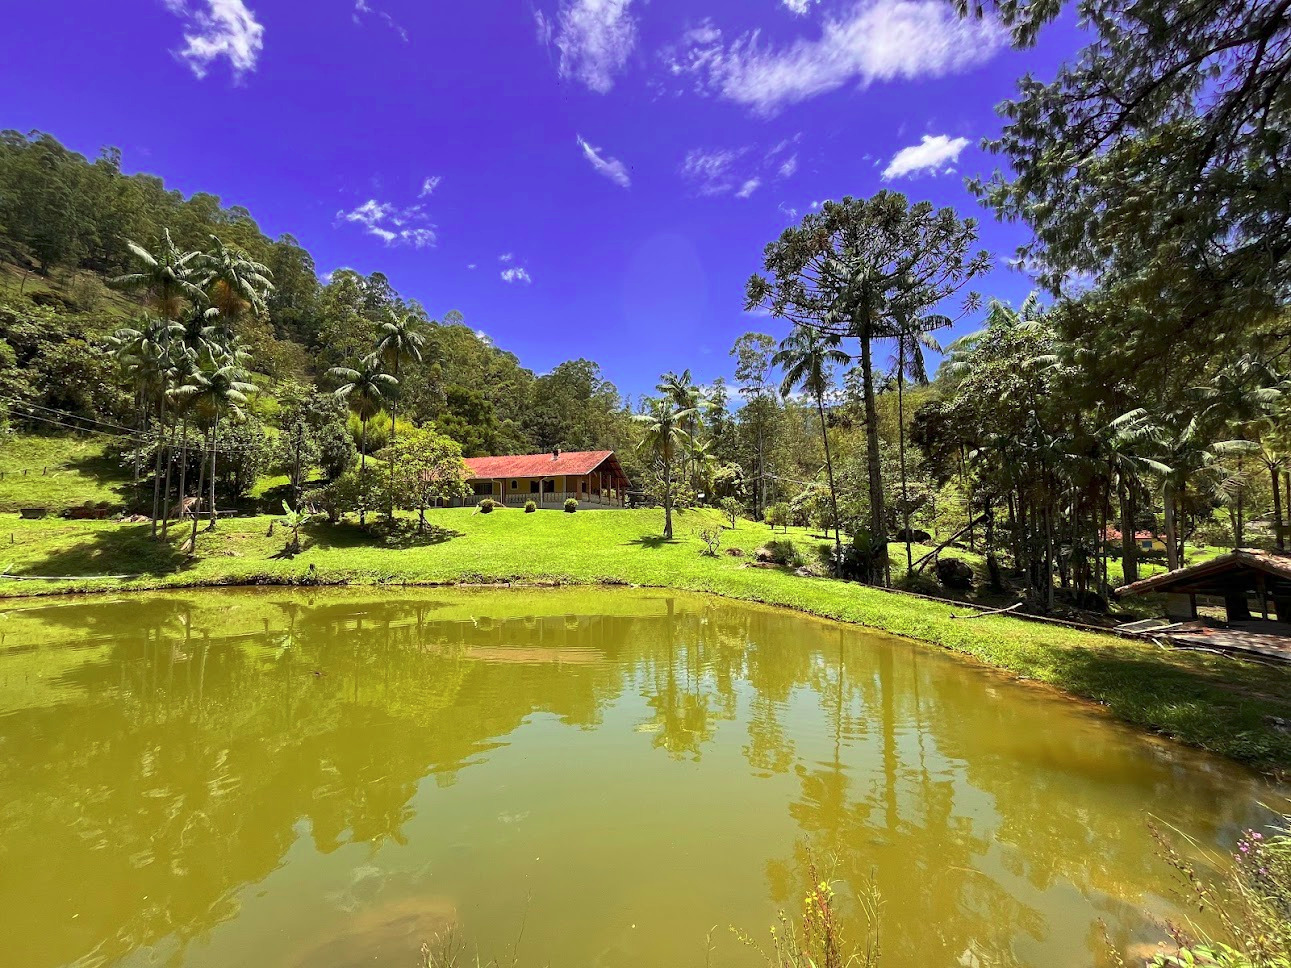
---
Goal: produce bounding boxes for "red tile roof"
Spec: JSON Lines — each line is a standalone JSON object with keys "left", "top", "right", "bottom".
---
{"left": 1104, "top": 527, "right": 1164, "bottom": 542}
{"left": 464, "top": 450, "right": 624, "bottom": 482}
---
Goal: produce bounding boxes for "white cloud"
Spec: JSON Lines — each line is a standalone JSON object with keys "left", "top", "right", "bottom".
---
{"left": 778, "top": 202, "right": 799, "bottom": 219}
{"left": 679, "top": 147, "right": 746, "bottom": 196}
{"left": 545, "top": 0, "right": 638, "bottom": 93}
{"left": 501, "top": 267, "right": 533, "bottom": 284}
{"left": 353, "top": 0, "right": 408, "bottom": 42}
{"left": 782, "top": 0, "right": 818, "bottom": 13}
{"left": 665, "top": 0, "right": 1005, "bottom": 114}
{"left": 778, "top": 154, "right": 798, "bottom": 178}
{"left": 736, "top": 177, "right": 762, "bottom": 199}
{"left": 576, "top": 135, "right": 631, "bottom": 188}
{"left": 881, "top": 134, "right": 970, "bottom": 179}
{"left": 163, "top": 0, "right": 264, "bottom": 79}
{"left": 499, "top": 252, "right": 514, "bottom": 263}
{"left": 467, "top": 263, "right": 477, "bottom": 270}
{"left": 419, "top": 175, "right": 442, "bottom": 197}
{"left": 336, "top": 199, "right": 437, "bottom": 248}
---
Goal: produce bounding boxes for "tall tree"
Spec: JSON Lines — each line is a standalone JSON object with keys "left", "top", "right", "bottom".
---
{"left": 328, "top": 356, "right": 398, "bottom": 525}
{"left": 747, "top": 193, "right": 989, "bottom": 584}
{"left": 110, "top": 229, "right": 204, "bottom": 321}
{"left": 774, "top": 326, "right": 850, "bottom": 559}
{"left": 731, "top": 333, "right": 778, "bottom": 518}
{"left": 374, "top": 310, "right": 428, "bottom": 518}
{"left": 634, "top": 398, "right": 696, "bottom": 540}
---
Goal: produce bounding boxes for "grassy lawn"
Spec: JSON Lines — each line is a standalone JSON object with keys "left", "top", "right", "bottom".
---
{"left": 2, "top": 505, "right": 1291, "bottom": 769}
{"left": 0, "top": 434, "right": 134, "bottom": 512}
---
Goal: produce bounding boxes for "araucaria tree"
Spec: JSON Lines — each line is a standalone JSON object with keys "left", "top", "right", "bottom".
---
{"left": 747, "top": 192, "right": 989, "bottom": 584}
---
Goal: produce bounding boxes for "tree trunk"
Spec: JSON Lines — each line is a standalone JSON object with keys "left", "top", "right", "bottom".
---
{"left": 161, "top": 425, "right": 175, "bottom": 540}
{"left": 175, "top": 420, "right": 189, "bottom": 538}
{"left": 663, "top": 457, "right": 674, "bottom": 540}
{"left": 360, "top": 416, "right": 368, "bottom": 526}
{"left": 1119, "top": 477, "right": 1139, "bottom": 585}
{"left": 189, "top": 427, "right": 209, "bottom": 552}
{"left": 1272, "top": 465, "right": 1285, "bottom": 551}
{"left": 206, "top": 416, "right": 219, "bottom": 531}
{"left": 388, "top": 364, "right": 399, "bottom": 520}
{"left": 150, "top": 399, "right": 165, "bottom": 540}
{"left": 859, "top": 329, "right": 886, "bottom": 585}
{"left": 816, "top": 392, "right": 842, "bottom": 562}
{"left": 897, "top": 340, "right": 913, "bottom": 579}
{"left": 1164, "top": 480, "right": 1179, "bottom": 571}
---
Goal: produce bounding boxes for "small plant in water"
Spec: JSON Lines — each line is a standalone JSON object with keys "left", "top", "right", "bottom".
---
{"left": 734, "top": 860, "right": 881, "bottom": 968}
{"left": 1112, "top": 817, "right": 1291, "bottom": 968}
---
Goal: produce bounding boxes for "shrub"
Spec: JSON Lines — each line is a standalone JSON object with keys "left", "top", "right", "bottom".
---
{"left": 756, "top": 539, "right": 802, "bottom": 568}
{"left": 524, "top": 500, "right": 537, "bottom": 513}
{"left": 720, "top": 496, "right": 742, "bottom": 528}
{"left": 698, "top": 526, "right": 722, "bottom": 556}
{"left": 564, "top": 498, "right": 578, "bottom": 513}
{"left": 478, "top": 498, "right": 498, "bottom": 514}
{"left": 764, "top": 502, "right": 790, "bottom": 532}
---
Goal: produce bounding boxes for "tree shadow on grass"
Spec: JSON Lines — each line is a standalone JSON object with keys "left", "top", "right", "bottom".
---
{"left": 301, "top": 520, "right": 463, "bottom": 552}
{"left": 625, "top": 534, "right": 682, "bottom": 549}
{"left": 11, "top": 523, "right": 193, "bottom": 579}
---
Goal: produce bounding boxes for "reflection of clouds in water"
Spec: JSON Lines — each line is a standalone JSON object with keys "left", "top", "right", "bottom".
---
{"left": 497, "top": 811, "right": 530, "bottom": 825}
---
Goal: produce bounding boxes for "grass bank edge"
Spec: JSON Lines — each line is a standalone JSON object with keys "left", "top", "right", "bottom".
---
{"left": 3, "top": 510, "right": 1290, "bottom": 770}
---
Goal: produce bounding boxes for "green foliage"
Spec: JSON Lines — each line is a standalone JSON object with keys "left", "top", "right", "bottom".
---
{"left": 720, "top": 496, "right": 741, "bottom": 528}
{"left": 388, "top": 425, "right": 470, "bottom": 528}
{"left": 758, "top": 539, "right": 802, "bottom": 567}
{"left": 278, "top": 500, "right": 313, "bottom": 556}
{"left": 478, "top": 498, "right": 498, "bottom": 513}
{"left": 524, "top": 500, "right": 536, "bottom": 513}
{"left": 764, "top": 502, "right": 790, "bottom": 532}
{"left": 564, "top": 498, "right": 578, "bottom": 513}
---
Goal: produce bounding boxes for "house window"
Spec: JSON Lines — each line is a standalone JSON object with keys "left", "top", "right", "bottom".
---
{"left": 472, "top": 482, "right": 492, "bottom": 497}
{"left": 1141, "top": 539, "right": 1153, "bottom": 550}
{"left": 511, "top": 480, "right": 519, "bottom": 490}
{"left": 530, "top": 481, "right": 540, "bottom": 493}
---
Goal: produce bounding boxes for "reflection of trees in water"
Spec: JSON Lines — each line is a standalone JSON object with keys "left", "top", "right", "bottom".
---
{"left": 0, "top": 591, "right": 1275, "bottom": 968}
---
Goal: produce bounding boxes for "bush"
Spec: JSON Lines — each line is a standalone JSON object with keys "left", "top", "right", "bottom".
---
{"left": 524, "top": 500, "right": 537, "bottom": 513}
{"left": 478, "top": 498, "right": 498, "bottom": 514}
{"left": 756, "top": 539, "right": 802, "bottom": 567}
{"left": 564, "top": 498, "right": 578, "bottom": 513}
{"left": 764, "top": 502, "right": 791, "bottom": 532}
{"left": 698, "top": 526, "right": 722, "bottom": 556}
{"left": 720, "top": 496, "right": 742, "bottom": 528}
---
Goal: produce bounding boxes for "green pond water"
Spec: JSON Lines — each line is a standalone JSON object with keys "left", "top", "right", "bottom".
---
{"left": 0, "top": 588, "right": 1282, "bottom": 968}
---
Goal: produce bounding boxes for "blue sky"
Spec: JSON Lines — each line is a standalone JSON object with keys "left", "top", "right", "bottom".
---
{"left": 5, "top": 0, "right": 1082, "bottom": 399}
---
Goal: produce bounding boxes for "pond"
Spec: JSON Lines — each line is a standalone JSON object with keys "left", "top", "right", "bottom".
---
{"left": 0, "top": 587, "right": 1282, "bottom": 968}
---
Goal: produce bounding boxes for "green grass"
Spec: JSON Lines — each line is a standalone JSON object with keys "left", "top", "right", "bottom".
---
{"left": 2, "top": 505, "right": 1291, "bottom": 769}
{"left": 0, "top": 434, "right": 133, "bottom": 512}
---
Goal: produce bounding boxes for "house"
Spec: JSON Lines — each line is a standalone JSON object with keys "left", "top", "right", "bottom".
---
{"left": 455, "top": 449, "right": 630, "bottom": 508}
{"left": 1104, "top": 527, "right": 1167, "bottom": 556}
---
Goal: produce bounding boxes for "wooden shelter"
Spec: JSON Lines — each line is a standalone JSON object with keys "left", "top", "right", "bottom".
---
{"left": 1115, "top": 549, "right": 1291, "bottom": 622}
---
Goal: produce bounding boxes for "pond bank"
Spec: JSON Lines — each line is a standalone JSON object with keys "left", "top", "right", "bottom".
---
{"left": 3, "top": 508, "right": 1291, "bottom": 770}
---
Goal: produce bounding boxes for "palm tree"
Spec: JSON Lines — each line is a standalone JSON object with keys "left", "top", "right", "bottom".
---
{"left": 174, "top": 356, "right": 254, "bottom": 545}
{"left": 194, "top": 235, "right": 273, "bottom": 341}
{"left": 634, "top": 398, "right": 696, "bottom": 540}
{"left": 110, "top": 229, "right": 204, "bottom": 320}
{"left": 1194, "top": 355, "right": 1286, "bottom": 550}
{"left": 890, "top": 311, "right": 949, "bottom": 576}
{"left": 774, "top": 326, "right": 849, "bottom": 560}
{"left": 328, "top": 356, "right": 398, "bottom": 525}
{"left": 657, "top": 370, "right": 707, "bottom": 495}
{"left": 111, "top": 317, "right": 183, "bottom": 537}
{"left": 374, "top": 311, "right": 428, "bottom": 517}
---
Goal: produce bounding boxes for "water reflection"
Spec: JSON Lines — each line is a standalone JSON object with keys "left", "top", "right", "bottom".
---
{"left": 0, "top": 588, "right": 1279, "bottom": 968}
